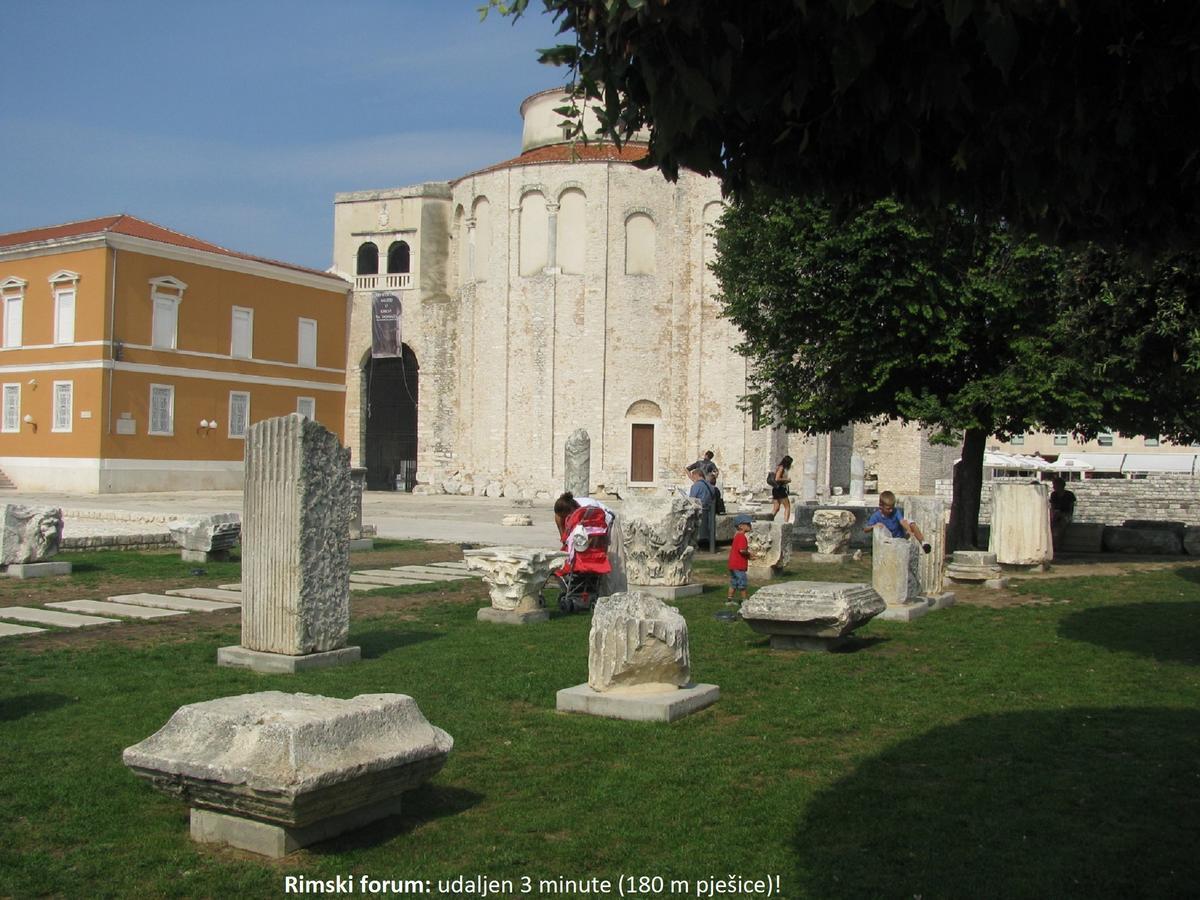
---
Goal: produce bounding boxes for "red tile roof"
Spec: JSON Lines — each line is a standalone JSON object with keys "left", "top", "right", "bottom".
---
{"left": 455, "top": 141, "right": 650, "bottom": 184}
{"left": 0, "top": 214, "right": 346, "bottom": 284}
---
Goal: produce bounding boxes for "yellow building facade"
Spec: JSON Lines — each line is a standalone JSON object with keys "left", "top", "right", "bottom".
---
{"left": 0, "top": 216, "right": 350, "bottom": 491}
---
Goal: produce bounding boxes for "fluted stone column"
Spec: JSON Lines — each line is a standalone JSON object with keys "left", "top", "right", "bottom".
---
{"left": 218, "top": 414, "right": 359, "bottom": 673}
{"left": 990, "top": 482, "right": 1053, "bottom": 570}
{"left": 564, "top": 429, "right": 590, "bottom": 497}
{"left": 900, "top": 495, "right": 954, "bottom": 609}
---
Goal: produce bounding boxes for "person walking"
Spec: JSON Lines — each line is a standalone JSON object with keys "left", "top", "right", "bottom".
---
{"left": 770, "top": 455, "right": 793, "bottom": 522}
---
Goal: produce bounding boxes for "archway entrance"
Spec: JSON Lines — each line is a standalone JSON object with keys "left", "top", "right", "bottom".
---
{"left": 363, "top": 345, "right": 418, "bottom": 491}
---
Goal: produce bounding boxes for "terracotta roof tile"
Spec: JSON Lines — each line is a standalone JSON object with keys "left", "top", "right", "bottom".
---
{"left": 0, "top": 214, "right": 346, "bottom": 285}
{"left": 454, "top": 141, "right": 650, "bottom": 184}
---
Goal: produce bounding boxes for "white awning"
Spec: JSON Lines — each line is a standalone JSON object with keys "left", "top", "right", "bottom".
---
{"left": 1057, "top": 452, "right": 1124, "bottom": 473}
{"left": 982, "top": 452, "right": 1053, "bottom": 471}
{"left": 1120, "top": 453, "right": 1198, "bottom": 474}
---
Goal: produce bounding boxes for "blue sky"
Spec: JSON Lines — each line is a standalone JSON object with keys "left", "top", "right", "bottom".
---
{"left": 0, "top": 1, "right": 567, "bottom": 269}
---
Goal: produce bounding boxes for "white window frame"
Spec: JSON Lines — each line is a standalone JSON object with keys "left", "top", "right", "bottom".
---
{"left": 0, "top": 277, "right": 25, "bottom": 349}
{"left": 296, "top": 396, "right": 315, "bottom": 421}
{"left": 149, "top": 276, "right": 186, "bottom": 350}
{"left": 231, "top": 306, "right": 253, "bottom": 359}
{"left": 53, "top": 288, "right": 76, "bottom": 345}
{"left": 297, "top": 317, "right": 317, "bottom": 368}
{"left": 1009, "top": 433, "right": 1025, "bottom": 446}
{"left": 2, "top": 383, "right": 19, "bottom": 433}
{"left": 52, "top": 380, "right": 73, "bottom": 433}
{"left": 228, "top": 391, "right": 250, "bottom": 439}
{"left": 148, "top": 384, "right": 174, "bottom": 436}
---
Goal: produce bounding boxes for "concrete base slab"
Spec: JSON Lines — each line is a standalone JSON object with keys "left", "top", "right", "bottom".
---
{"left": 0, "top": 606, "right": 117, "bottom": 627}
{"left": 348, "top": 538, "right": 375, "bottom": 552}
{"left": 810, "top": 552, "right": 850, "bottom": 564}
{"left": 768, "top": 633, "right": 848, "bottom": 651}
{"left": 4, "top": 561, "right": 72, "bottom": 578}
{"left": 876, "top": 601, "right": 932, "bottom": 622}
{"left": 48, "top": 599, "right": 184, "bottom": 619}
{"left": 477, "top": 606, "right": 549, "bottom": 625}
{"left": 190, "top": 796, "right": 404, "bottom": 858}
{"left": 625, "top": 582, "right": 705, "bottom": 600}
{"left": 350, "top": 572, "right": 433, "bottom": 586}
{"left": 0, "top": 622, "right": 46, "bottom": 637}
{"left": 556, "top": 682, "right": 720, "bottom": 722}
{"left": 107, "top": 592, "right": 238, "bottom": 612}
{"left": 181, "top": 549, "right": 231, "bottom": 563}
{"left": 426, "top": 561, "right": 469, "bottom": 571}
{"left": 218, "top": 583, "right": 242, "bottom": 591}
{"left": 217, "top": 644, "right": 361, "bottom": 674}
{"left": 1000, "top": 562, "right": 1050, "bottom": 573}
{"left": 925, "top": 592, "right": 957, "bottom": 611}
{"left": 350, "top": 582, "right": 392, "bottom": 592}
{"left": 165, "top": 587, "right": 244, "bottom": 603}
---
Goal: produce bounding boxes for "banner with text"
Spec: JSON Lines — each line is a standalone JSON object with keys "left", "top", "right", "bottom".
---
{"left": 371, "top": 293, "right": 402, "bottom": 358}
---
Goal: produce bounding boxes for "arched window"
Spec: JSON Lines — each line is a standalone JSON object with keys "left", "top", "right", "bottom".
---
{"left": 519, "top": 191, "right": 548, "bottom": 276}
{"left": 356, "top": 243, "right": 379, "bottom": 276}
{"left": 625, "top": 213, "right": 656, "bottom": 275}
{"left": 386, "top": 241, "right": 410, "bottom": 274}
{"left": 556, "top": 188, "right": 586, "bottom": 275}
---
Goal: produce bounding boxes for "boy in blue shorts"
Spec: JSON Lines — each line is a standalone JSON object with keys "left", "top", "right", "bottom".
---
{"left": 727, "top": 514, "right": 755, "bottom": 604}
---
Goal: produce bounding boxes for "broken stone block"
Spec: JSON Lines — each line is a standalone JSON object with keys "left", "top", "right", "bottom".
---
{"left": 501, "top": 514, "right": 533, "bottom": 527}
{"left": 871, "top": 529, "right": 929, "bottom": 621}
{"left": 812, "top": 509, "right": 855, "bottom": 561}
{"left": 620, "top": 496, "right": 701, "bottom": 596}
{"left": 169, "top": 513, "right": 241, "bottom": 562}
{"left": 0, "top": 504, "right": 63, "bottom": 564}
{"left": 740, "top": 581, "right": 885, "bottom": 651}
{"left": 564, "top": 428, "right": 590, "bottom": 497}
{"left": 463, "top": 546, "right": 566, "bottom": 624}
{"left": 748, "top": 521, "right": 793, "bottom": 577}
{"left": 123, "top": 691, "right": 452, "bottom": 858}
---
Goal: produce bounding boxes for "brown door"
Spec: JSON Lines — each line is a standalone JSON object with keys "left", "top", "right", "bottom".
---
{"left": 630, "top": 424, "right": 654, "bottom": 482}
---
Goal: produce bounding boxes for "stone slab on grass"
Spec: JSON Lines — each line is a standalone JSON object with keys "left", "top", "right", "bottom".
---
{"left": 349, "top": 582, "right": 392, "bottom": 592}
{"left": 165, "top": 587, "right": 245, "bottom": 603}
{"left": 218, "top": 583, "right": 243, "bottom": 592}
{"left": 351, "top": 571, "right": 434, "bottom": 585}
{"left": 425, "top": 561, "right": 469, "bottom": 570}
{"left": 48, "top": 600, "right": 184, "bottom": 619}
{"left": 0, "top": 606, "right": 118, "bottom": 628}
{"left": 191, "top": 799, "right": 403, "bottom": 858}
{"left": 216, "top": 645, "right": 362, "bottom": 673}
{"left": 108, "top": 593, "right": 239, "bottom": 613}
{"left": 876, "top": 601, "right": 932, "bottom": 622}
{"left": 625, "top": 583, "right": 704, "bottom": 600}
{"left": 556, "top": 683, "right": 720, "bottom": 723}
{"left": 477, "top": 607, "right": 549, "bottom": 625}
{"left": 386, "top": 566, "right": 471, "bottom": 580}
{"left": 0, "top": 622, "right": 47, "bottom": 637}
{"left": 4, "top": 561, "right": 72, "bottom": 578}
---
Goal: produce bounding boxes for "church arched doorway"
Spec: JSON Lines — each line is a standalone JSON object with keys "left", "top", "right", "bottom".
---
{"left": 362, "top": 345, "right": 419, "bottom": 491}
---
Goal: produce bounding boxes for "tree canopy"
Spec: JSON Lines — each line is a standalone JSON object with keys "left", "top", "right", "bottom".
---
{"left": 484, "top": 0, "right": 1200, "bottom": 247}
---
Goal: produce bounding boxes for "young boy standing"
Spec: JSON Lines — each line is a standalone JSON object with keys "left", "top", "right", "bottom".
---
{"left": 728, "top": 514, "right": 755, "bottom": 604}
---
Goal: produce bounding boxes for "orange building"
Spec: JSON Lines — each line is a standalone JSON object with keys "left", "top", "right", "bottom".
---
{"left": 0, "top": 215, "right": 350, "bottom": 491}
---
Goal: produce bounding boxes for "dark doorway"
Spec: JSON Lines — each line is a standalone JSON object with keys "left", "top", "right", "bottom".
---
{"left": 363, "top": 345, "right": 418, "bottom": 491}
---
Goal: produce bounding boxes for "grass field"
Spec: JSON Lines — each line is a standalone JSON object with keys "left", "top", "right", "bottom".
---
{"left": 1, "top": 547, "right": 1198, "bottom": 898}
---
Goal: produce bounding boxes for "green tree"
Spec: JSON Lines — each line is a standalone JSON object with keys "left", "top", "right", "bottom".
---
{"left": 713, "top": 194, "right": 1078, "bottom": 549}
{"left": 483, "top": 0, "right": 1200, "bottom": 247}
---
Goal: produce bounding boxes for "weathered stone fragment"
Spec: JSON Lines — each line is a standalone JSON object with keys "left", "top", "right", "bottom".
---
{"left": 0, "top": 504, "right": 63, "bottom": 564}
{"left": 620, "top": 496, "right": 700, "bottom": 587}
{"left": 740, "top": 581, "right": 885, "bottom": 650}
{"left": 348, "top": 467, "right": 367, "bottom": 539}
{"left": 989, "top": 482, "right": 1052, "bottom": 567}
{"left": 587, "top": 591, "right": 690, "bottom": 692}
{"left": 463, "top": 546, "right": 566, "bottom": 623}
{"left": 945, "top": 550, "right": 1007, "bottom": 588}
{"left": 801, "top": 458, "right": 818, "bottom": 502}
{"left": 812, "top": 509, "right": 855, "bottom": 556}
{"left": 564, "top": 429, "right": 590, "bottom": 497}
{"left": 748, "top": 521, "right": 793, "bottom": 577}
{"left": 501, "top": 514, "right": 533, "bottom": 526}
{"left": 169, "top": 513, "right": 241, "bottom": 560}
{"left": 900, "top": 496, "right": 949, "bottom": 598}
{"left": 123, "top": 691, "right": 452, "bottom": 856}
{"left": 849, "top": 455, "right": 865, "bottom": 502}
{"left": 871, "top": 528, "right": 920, "bottom": 604}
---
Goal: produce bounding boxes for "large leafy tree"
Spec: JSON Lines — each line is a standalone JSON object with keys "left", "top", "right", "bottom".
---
{"left": 484, "top": 0, "right": 1200, "bottom": 247}
{"left": 714, "top": 195, "right": 1076, "bottom": 549}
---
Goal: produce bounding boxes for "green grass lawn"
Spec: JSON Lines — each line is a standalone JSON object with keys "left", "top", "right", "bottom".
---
{"left": 1, "top": 552, "right": 1198, "bottom": 898}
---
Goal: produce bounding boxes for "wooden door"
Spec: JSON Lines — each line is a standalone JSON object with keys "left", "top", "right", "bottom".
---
{"left": 630, "top": 424, "right": 654, "bottom": 482}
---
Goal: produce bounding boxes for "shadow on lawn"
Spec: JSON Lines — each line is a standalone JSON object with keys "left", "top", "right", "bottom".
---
{"left": 354, "top": 629, "right": 444, "bottom": 659}
{"left": 792, "top": 708, "right": 1200, "bottom": 897}
{"left": 0, "top": 692, "right": 75, "bottom": 722}
{"left": 313, "top": 784, "right": 484, "bottom": 854}
{"left": 1058, "top": 601, "right": 1200, "bottom": 665}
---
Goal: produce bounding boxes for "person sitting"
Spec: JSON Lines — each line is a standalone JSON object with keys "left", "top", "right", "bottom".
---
{"left": 1049, "top": 476, "right": 1077, "bottom": 551}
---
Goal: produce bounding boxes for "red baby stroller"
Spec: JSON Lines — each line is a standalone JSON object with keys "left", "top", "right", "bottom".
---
{"left": 552, "top": 503, "right": 612, "bottom": 613}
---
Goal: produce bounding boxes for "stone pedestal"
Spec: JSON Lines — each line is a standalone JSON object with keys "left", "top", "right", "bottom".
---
{"left": 946, "top": 550, "right": 1008, "bottom": 589}
{"left": 812, "top": 509, "right": 855, "bottom": 563}
{"left": 219, "top": 415, "right": 357, "bottom": 673}
{"left": 123, "top": 691, "right": 452, "bottom": 858}
{"left": 989, "top": 482, "right": 1052, "bottom": 569}
{"left": 0, "top": 504, "right": 63, "bottom": 564}
{"left": 564, "top": 429, "right": 590, "bottom": 497}
{"left": 621, "top": 496, "right": 702, "bottom": 597}
{"left": 748, "top": 521, "right": 793, "bottom": 578}
{"left": 740, "top": 581, "right": 885, "bottom": 651}
{"left": 871, "top": 529, "right": 929, "bottom": 621}
{"left": 4, "top": 560, "right": 72, "bottom": 578}
{"left": 557, "top": 591, "right": 718, "bottom": 722}
{"left": 463, "top": 546, "right": 566, "bottom": 624}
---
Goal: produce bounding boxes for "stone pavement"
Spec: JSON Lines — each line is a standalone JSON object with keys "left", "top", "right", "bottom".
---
{"left": 0, "top": 561, "right": 475, "bottom": 640}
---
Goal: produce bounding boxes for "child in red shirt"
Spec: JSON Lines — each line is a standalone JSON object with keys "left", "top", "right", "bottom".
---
{"left": 728, "top": 514, "right": 754, "bottom": 603}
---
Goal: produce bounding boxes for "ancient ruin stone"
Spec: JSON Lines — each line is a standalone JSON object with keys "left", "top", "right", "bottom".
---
{"left": 748, "top": 521, "right": 793, "bottom": 577}
{"left": 945, "top": 550, "right": 1006, "bottom": 588}
{"left": 564, "top": 428, "right": 590, "bottom": 497}
{"left": 900, "top": 495, "right": 948, "bottom": 596}
{"left": 0, "top": 504, "right": 63, "bottom": 564}
{"left": 812, "top": 509, "right": 855, "bottom": 555}
{"left": 168, "top": 513, "right": 241, "bottom": 554}
{"left": 348, "top": 467, "right": 367, "bottom": 539}
{"left": 740, "top": 581, "right": 885, "bottom": 650}
{"left": 989, "top": 482, "right": 1052, "bottom": 567}
{"left": 871, "top": 528, "right": 921, "bottom": 606}
{"left": 463, "top": 546, "right": 567, "bottom": 616}
{"left": 620, "top": 496, "right": 700, "bottom": 586}
{"left": 849, "top": 455, "right": 865, "bottom": 501}
{"left": 588, "top": 591, "right": 690, "bottom": 692}
{"left": 501, "top": 514, "right": 533, "bottom": 526}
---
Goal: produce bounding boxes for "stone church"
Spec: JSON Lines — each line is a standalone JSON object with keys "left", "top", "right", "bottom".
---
{"left": 331, "top": 89, "right": 955, "bottom": 499}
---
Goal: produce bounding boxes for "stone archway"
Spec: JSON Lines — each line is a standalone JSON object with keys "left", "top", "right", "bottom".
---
{"left": 362, "top": 345, "right": 419, "bottom": 491}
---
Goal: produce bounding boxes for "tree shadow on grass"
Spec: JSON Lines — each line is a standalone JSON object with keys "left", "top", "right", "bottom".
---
{"left": 311, "top": 784, "right": 483, "bottom": 854}
{"left": 1058, "top": 601, "right": 1200, "bottom": 665}
{"left": 792, "top": 708, "right": 1200, "bottom": 898}
{"left": 1175, "top": 566, "right": 1200, "bottom": 586}
{"left": 353, "top": 629, "right": 443, "bottom": 660}
{"left": 0, "top": 692, "right": 75, "bottom": 722}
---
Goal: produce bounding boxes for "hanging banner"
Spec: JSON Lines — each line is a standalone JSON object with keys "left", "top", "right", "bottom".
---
{"left": 371, "top": 292, "right": 402, "bottom": 358}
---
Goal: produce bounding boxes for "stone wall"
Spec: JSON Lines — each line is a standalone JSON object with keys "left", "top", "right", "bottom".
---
{"left": 934, "top": 474, "right": 1200, "bottom": 526}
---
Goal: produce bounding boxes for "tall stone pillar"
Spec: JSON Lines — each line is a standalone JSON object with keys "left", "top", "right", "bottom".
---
{"left": 871, "top": 528, "right": 929, "bottom": 622}
{"left": 900, "top": 495, "right": 954, "bottom": 608}
{"left": 849, "top": 455, "right": 865, "bottom": 502}
{"left": 801, "top": 458, "right": 818, "bottom": 502}
{"left": 564, "top": 429, "right": 590, "bottom": 497}
{"left": 990, "top": 482, "right": 1052, "bottom": 570}
{"left": 218, "top": 414, "right": 360, "bottom": 673}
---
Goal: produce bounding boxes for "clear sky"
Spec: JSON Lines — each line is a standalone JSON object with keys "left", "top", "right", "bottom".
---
{"left": 0, "top": 1, "right": 567, "bottom": 270}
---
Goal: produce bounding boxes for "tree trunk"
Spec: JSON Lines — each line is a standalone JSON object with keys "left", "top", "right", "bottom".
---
{"left": 947, "top": 427, "right": 988, "bottom": 551}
